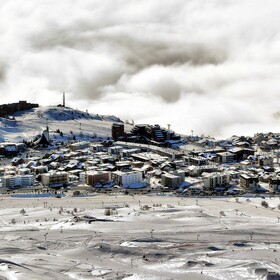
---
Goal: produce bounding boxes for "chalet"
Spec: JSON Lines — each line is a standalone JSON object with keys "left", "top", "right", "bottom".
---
{"left": 11, "top": 157, "right": 25, "bottom": 166}
{"left": 258, "top": 155, "right": 274, "bottom": 167}
{"left": 269, "top": 177, "right": 280, "bottom": 192}
{"left": 185, "top": 156, "right": 208, "bottom": 166}
{"left": 229, "top": 147, "right": 254, "bottom": 162}
{"left": 216, "top": 152, "right": 236, "bottom": 164}
{"left": 240, "top": 174, "right": 259, "bottom": 191}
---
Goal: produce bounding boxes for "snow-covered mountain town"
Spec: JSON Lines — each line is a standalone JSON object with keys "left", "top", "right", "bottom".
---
{"left": 0, "top": 101, "right": 279, "bottom": 197}
{"left": 0, "top": 101, "right": 280, "bottom": 280}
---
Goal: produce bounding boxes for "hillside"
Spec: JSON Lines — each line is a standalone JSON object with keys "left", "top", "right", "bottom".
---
{"left": 0, "top": 106, "right": 126, "bottom": 143}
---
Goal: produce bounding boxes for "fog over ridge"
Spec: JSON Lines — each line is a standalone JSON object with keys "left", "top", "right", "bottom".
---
{"left": 0, "top": 0, "right": 279, "bottom": 137}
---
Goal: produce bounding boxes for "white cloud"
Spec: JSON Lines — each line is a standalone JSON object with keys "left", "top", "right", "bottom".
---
{"left": 0, "top": 0, "right": 279, "bottom": 137}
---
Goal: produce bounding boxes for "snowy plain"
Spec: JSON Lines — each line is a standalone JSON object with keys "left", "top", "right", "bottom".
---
{"left": 0, "top": 195, "right": 279, "bottom": 279}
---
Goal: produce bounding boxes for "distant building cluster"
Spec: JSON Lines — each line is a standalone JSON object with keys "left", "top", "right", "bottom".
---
{"left": 0, "top": 101, "right": 39, "bottom": 117}
{"left": 112, "top": 123, "right": 181, "bottom": 147}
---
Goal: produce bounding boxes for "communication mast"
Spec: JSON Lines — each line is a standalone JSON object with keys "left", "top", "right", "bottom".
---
{"left": 63, "top": 92, "right": 65, "bottom": 107}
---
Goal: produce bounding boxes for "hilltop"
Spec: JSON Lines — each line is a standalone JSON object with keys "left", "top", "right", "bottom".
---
{"left": 0, "top": 105, "right": 125, "bottom": 143}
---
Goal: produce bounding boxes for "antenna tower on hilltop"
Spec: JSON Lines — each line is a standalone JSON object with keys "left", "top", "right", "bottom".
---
{"left": 63, "top": 92, "right": 66, "bottom": 107}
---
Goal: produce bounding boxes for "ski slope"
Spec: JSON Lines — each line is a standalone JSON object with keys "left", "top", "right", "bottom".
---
{"left": 0, "top": 106, "right": 126, "bottom": 143}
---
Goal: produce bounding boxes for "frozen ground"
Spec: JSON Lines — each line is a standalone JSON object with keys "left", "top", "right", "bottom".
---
{"left": 0, "top": 195, "right": 279, "bottom": 279}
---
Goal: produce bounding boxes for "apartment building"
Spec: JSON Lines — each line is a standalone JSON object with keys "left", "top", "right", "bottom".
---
{"left": 161, "top": 170, "right": 185, "bottom": 189}
{"left": 41, "top": 172, "right": 69, "bottom": 187}
{"left": 203, "top": 173, "right": 230, "bottom": 190}
{"left": 86, "top": 171, "right": 111, "bottom": 186}
{"left": 188, "top": 165, "right": 219, "bottom": 176}
{"left": 111, "top": 171, "right": 142, "bottom": 187}
{"left": 1, "top": 175, "right": 34, "bottom": 189}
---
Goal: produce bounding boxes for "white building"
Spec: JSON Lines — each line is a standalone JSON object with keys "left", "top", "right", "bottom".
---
{"left": 203, "top": 173, "right": 230, "bottom": 190}
{"left": 1, "top": 175, "right": 34, "bottom": 189}
{"left": 91, "top": 143, "right": 104, "bottom": 152}
{"left": 31, "top": 166, "right": 48, "bottom": 174}
{"left": 108, "top": 146, "right": 123, "bottom": 155}
{"left": 18, "top": 168, "right": 31, "bottom": 175}
{"left": 79, "top": 172, "right": 86, "bottom": 182}
{"left": 111, "top": 171, "right": 142, "bottom": 187}
{"left": 188, "top": 165, "right": 219, "bottom": 176}
{"left": 184, "top": 156, "right": 208, "bottom": 166}
{"left": 69, "top": 141, "right": 89, "bottom": 151}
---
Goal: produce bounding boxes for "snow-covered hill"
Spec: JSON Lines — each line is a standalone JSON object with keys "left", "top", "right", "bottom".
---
{"left": 0, "top": 106, "right": 126, "bottom": 143}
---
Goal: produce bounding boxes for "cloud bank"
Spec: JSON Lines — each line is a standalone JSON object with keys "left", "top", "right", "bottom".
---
{"left": 0, "top": 0, "right": 280, "bottom": 137}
